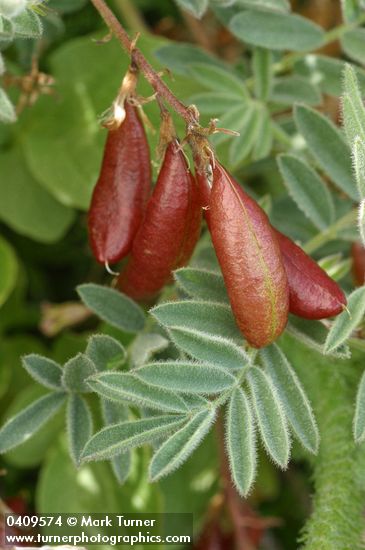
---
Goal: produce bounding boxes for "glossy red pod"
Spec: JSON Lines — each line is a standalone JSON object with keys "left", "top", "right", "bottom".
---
{"left": 88, "top": 102, "right": 151, "bottom": 264}
{"left": 274, "top": 230, "right": 346, "bottom": 319}
{"left": 351, "top": 242, "right": 365, "bottom": 286}
{"left": 117, "top": 141, "right": 202, "bottom": 300}
{"left": 208, "top": 162, "right": 289, "bottom": 348}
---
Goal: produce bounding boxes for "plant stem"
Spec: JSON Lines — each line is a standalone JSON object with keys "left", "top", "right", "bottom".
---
{"left": 112, "top": 0, "right": 149, "bottom": 34}
{"left": 303, "top": 209, "right": 357, "bottom": 254}
{"left": 90, "top": 0, "right": 195, "bottom": 124}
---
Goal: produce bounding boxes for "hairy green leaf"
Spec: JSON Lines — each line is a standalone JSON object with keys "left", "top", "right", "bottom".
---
{"left": 67, "top": 394, "right": 93, "bottom": 466}
{"left": 228, "top": 103, "right": 262, "bottom": 164}
{"left": 353, "top": 137, "right": 365, "bottom": 199}
{"left": 189, "top": 62, "right": 248, "bottom": 97}
{"left": 226, "top": 388, "right": 256, "bottom": 496}
{"left": 261, "top": 345, "right": 319, "bottom": 454}
{"left": 324, "top": 287, "right": 365, "bottom": 354}
{"left": 272, "top": 76, "right": 321, "bottom": 105}
{"left": 247, "top": 366, "right": 290, "bottom": 468}
{"left": 230, "top": 10, "right": 324, "bottom": 51}
{"left": 278, "top": 153, "right": 335, "bottom": 229}
{"left": 287, "top": 316, "right": 350, "bottom": 359}
{"left": 129, "top": 333, "right": 169, "bottom": 367}
{"left": 149, "top": 408, "right": 216, "bottom": 481}
{"left": 0, "top": 87, "right": 15, "bottom": 123}
{"left": 252, "top": 47, "right": 272, "bottom": 101}
{"left": 342, "top": 64, "right": 365, "bottom": 148}
{"left": 62, "top": 353, "right": 96, "bottom": 393}
{"left": 77, "top": 284, "right": 145, "bottom": 333}
{"left": 82, "top": 415, "right": 186, "bottom": 462}
{"left": 0, "top": 393, "right": 66, "bottom": 453}
{"left": 151, "top": 300, "right": 242, "bottom": 341}
{"left": 187, "top": 91, "right": 245, "bottom": 115}
{"left": 295, "top": 104, "right": 357, "bottom": 200}
{"left": 22, "top": 354, "right": 63, "bottom": 390}
{"left": 174, "top": 267, "right": 228, "bottom": 303}
{"left": 135, "top": 361, "right": 236, "bottom": 394}
{"left": 12, "top": 8, "right": 42, "bottom": 37}
{"left": 342, "top": 28, "right": 365, "bottom": 65}
{"left": 235, "top": 0, "right": 290, "bottom": 12}
{"left": 174, "top": 0, "right": 209, "bottom": 18}
{"left": 0, "top": 235, "right": 17, "bottom": 308}
{"left": 354, "top": 369, "right": 365, "bottom": 442}
{"left": 86, "top": 334, "right": 126, "bottom": 371}
{"left": 87, "top": 372, "right": 188, "bottom": 413}
{"left": 168, "top": 327, "right": 250, "bottom": 371}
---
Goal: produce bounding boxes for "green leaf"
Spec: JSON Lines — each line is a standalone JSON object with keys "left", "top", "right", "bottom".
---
{"left": 342, "top": 64, "right": 365, "bottom": 148}
{"left": 189, "top": 62, "right": 248, "bottom": 97}
{"left": 342, "top": 28, "right": 365, "bottom": 65}
{"left": 62, "top": 353, "right": 97, "bottom": 393}
{"left": 261, "top": 345, "right": 319, "bottom": 454}
{"left": 0, "top": 235, "right": 17, "bottom": 308}
{"left": 85, "top": 334, "right": 126, "bottom": 371}
{"left": 227, "top": 103, "right": 263, "bottom": 165}
{"left": 77, "top": 284, "right": 145, "bottom": 333}
{"left": 295, "top": 55, "right": 365, "bottom": 97}
{"left": 154, "top": 43, "right": 228, "bottom": 76}
{"left": 22, "top": 354, "right": 63, "bottom": 390}
{"left": 352, "top": 137, "right": 365, "bottom": 199}
{"left": 230, "top": 10, "right": 324, "bottom": 51}
{"left": 234, "top": 0, "right": 290, "bottom": 12}
{"left": 294, "top": 104, "right": 357, "bottom": 200}
{"left": 246, "top": 366, "right": 290, "bottom": 468}
{"left": 286, "top": 316, "right": 350, "bottom": 359}
{"left": 0, "top": 16, "right": 13, "bottom": 42}
{"left": 149, "top": 408, "right": 216, "bottom": 481}
{"left": 174, "top": 0, "right": 209, "bottom": 18}
{"left": 212, "top": 103, "right": 254, "bottom": 148}
{"left": 135, "top": 361, "right": 236, "bottom": 394}
{"left": 151, "top": 300, "right": 242, "bottom": 341}
{"left": 359, "top": 199, "right": 365, "bottom": 246}
{"left": 167, "top": 327, "right": 250, "bottom": 371}
{"left": 101, "top": 399, "right": 131, "bottom": 483}
{"left": 129, "top": 333, "right": 169, "bottom": 367}
{"left": 252, "top": 47, "right": 272, "bottom": 101}
{"left": 187, "top": 91, "right": 244, "bottom": 115}
{"left": 175, "top": 267, "right": 228, "bottom": 303}
{"left": 0, "top": 87, "right": 15, "bottom": 123}
{"left": 12, "top": 8, "right": 42, "bottom": 38}
{"left": 272, "top": 76, "right": 321, "bottom": 105}
{"left": 354, "top": 369, "right": 365, "bottom": 442}
{"left": 0, "top": 393, "right": 66, "bottom": 453}
{"left": 111, "top": 453, "right": 131, "bottom": 485}
{"left": 87, "top": 372, "right": 188, "bottom": 413}
{"left": 226, "top": 388, "right": 256, "bottom": 497}
{"left": 341, "top": 0, "right": 362, "bottom": 22}
{"left": 67, "top": 394, "right": 93, "bottom": 466}
{"left": 278, "top": 154, "right": 335, "bottom": 230}
{"left": 0, "top": 150, "right": 74, "bottom": 242}
{"left": 324, "top": 287, "right": 365, "bottom": 354}
{"left": 82, "top": 416, "right": 186, "bottom": 462}
{"left": 251, "top": 106, "right": 273, "bottom": 161}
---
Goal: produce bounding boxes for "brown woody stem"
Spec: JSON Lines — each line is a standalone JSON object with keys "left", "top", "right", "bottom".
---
{"left": 90, "top": 0, "right": 195, "bottom": 124}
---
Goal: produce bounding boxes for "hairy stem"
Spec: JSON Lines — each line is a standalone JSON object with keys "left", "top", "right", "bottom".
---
{"left": 90, "top": 0, "right": 195, "bottom": 124}
{"left": 282, "top": 336, "right": 365, "bottom": 550}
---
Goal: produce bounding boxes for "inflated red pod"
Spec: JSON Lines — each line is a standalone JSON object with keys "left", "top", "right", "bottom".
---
{"left": 88, "top": 102, "right": 151, "bottom": 264}
{"left": 208, "top": 162, "right": 289, "bottom": 348}
{"left": 117, "top": 141, "right": 202, "bottom": 300}
{"left": 274, "top": 230, "right": 346, "bottom": 319}
{"left": 196, "top": 161, "right": 346, "bottom": 320}
{"left": 351, "top": 242, "right": 365, "bottom": 286}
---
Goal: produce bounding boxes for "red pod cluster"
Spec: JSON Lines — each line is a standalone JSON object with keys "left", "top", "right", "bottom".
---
{"left": 117, "top": 141, "right": 202, "bottom": 300}
{"left": 274, "top": 230, "right": 346, "bottom": 319}
{"left": 351, "top": 242, "right": 365, "bottom": 286}
{"left": 196, "top": 161, "right": 346, "bottom": 346}
{"left": 88, "top": 102, "right": 151, "bottom": 265}
{"left": 208, "top": 162, "right": 289, "bottom": 348}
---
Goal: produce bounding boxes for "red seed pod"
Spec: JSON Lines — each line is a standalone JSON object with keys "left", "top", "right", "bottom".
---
{"left": 274, "top": 230, "right": 346, "bottom": 319}
{"left": 88, "top": 102, "right": 151, "bottom": 264}
{"left": 351, "top": 242, "right": 365, "bottom": 286}
{"left": 209, "top": 162, "right": 289, "bottom": 348}
{"left": 117, "top": 141, "right": 202, "bottom": 300}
